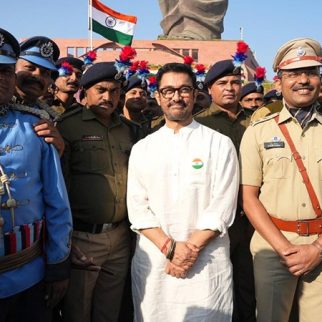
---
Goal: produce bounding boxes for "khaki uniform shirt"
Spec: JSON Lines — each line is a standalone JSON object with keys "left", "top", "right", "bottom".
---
{"left": 240, "top": 103, "right": 322, "bottom": 221}
{"left": 57, "top": 106, "right": 136, "bottom": 224}
{"left": 194, "top": 102, "right": 252, "bottom": 152}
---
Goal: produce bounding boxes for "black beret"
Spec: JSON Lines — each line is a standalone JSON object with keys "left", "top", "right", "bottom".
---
{"left": 240, "top": 82, "right": 264, "bottom": 100}
{"left": 0, "top": 28, "right": 20, "bottom": 64}
{"left": 205, "top": 59, "right": 241, "bottom": 86}
{"left": 123, "top": 76, "right": 147, "bottom": 93}
{"left": 56, "top": 57, "right": 84, "bottom": 71}
{"left": 20, "top": 36, "right": 60, "bottom": 71}
{"left": 80, "top": 62, "right": 124, "bottom": 89}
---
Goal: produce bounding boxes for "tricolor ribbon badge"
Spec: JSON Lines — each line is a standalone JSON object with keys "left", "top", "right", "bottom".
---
{"left": 192, "top": 158, "right": 204, "bottom": 170}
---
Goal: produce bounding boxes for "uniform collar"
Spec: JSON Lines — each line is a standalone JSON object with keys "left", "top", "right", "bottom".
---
{"left": 208, "top": 102, "right": 247, "bottom": 118}
{"left": 278, "top": 101, "right": 322, "bottom": 124}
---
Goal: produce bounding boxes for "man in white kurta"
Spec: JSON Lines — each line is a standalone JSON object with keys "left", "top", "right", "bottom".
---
{"left": 127, "top": 63, "right": 239, "bottom": 322}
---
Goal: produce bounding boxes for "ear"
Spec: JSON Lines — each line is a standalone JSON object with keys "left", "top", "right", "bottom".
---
{"left": 154, "top": 90, "right": 161, "bottom": 106}
{"left": 274, "top": 78, "right": 282, "bottom": 93}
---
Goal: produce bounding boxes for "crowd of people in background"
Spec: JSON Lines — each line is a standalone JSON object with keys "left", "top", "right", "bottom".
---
{"left": 0, "top": 26, "right": 322, "bottom": 322}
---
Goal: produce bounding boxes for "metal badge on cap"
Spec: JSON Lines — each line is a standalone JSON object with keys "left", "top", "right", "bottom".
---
{"left": 297, "top": 46, "right": 306, "bottom": 57}
{"left": 40, "top": 41, "right": 54, "bottom": 58}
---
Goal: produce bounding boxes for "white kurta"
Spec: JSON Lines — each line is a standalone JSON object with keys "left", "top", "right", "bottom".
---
{"left": 127, "top": 120, "right": 239, "bottom": 322}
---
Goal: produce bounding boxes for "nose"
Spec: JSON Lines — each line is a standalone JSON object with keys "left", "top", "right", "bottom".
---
{"left": 172, "top": 89, "right": 181, "bottom": 101}
{"left": 32, "top": 67, "right": 41, "bottom": 77}
{"left": 102, "top": 91, "right": 111, "bottom": 101}
{"left": 298, "top": 72, "right": 310, "bottom": 84}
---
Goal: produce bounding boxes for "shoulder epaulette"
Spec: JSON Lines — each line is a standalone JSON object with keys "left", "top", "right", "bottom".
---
{"left": 251, "top": 112, "right": 279, "bottom": 127}
{"left": 251, "top": 101, "right": 283, "bottom": 124}
{"left": 60, "top": 105, "right": 83, "bottom": 120}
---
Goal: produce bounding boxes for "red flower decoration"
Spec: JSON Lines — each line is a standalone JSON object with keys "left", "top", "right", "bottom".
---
{"left": 139, "top": 60, "right": 149, "bottom": 70}
{"left": 255, "top": 66, "right": 266, "bottom": 79}
{"left": 149, "top": 76, "right": 156, "bottom": 84}
{"left": 87, "top": 50, "right": 97, "bottom": 60}
{"left": 273, "top": 75, "right": 279, "bottom": 82}
{"left": 130, "top": 60, "right": 140, "bottom": 72}
{"left": 183, "top": 56, "right": 194, "bottom": 65}
{"left": 236, "top": 41, "right": 249, "bottom": 54}
{"left": 61, "top": 61, "right": 73, "bottom": 72}
{"left": 195, "top": 64, "right": 206, "bottom": 73}
{"left": 119, "top": 46, "right": 137, "bottom": 62}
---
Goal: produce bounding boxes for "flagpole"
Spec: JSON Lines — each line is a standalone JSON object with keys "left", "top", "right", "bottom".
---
{"left": 88, "top": 0, "right": 93, "bottom": 50}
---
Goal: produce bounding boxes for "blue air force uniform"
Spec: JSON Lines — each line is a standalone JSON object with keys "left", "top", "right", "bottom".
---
{"left": 0, "top": 109, "right": 72, "bottom": 298}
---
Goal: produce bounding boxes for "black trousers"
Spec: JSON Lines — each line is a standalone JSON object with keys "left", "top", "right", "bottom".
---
{"left": 229, "top": 214, "right": 257, "bottom": 322}
{"left": 0, "top": 281, "right": 52, "bottom": 322}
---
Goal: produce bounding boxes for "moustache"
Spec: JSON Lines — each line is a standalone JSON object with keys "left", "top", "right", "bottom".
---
{"left": 167, "top": 100, "right": 187, "bottom": 108}
{"left": 23, "top": 77, "right": 44, "bottom": 89}
{"left": 99, "top": 101, "right": 114, "bottom": 108}
{"left": 293, "top": 85, "right": 314, "bottom": 91}
{"left": 67, "top": 81, "right": 79, "bottom": 87}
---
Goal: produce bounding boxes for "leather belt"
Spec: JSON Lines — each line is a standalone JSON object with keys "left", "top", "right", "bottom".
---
{"left": 271, "top": 216, "right": 322, "bottom": 236}
{"left": 73, "top": 219, "right": 120, "bottom": 234}
{"left": 0, "top": 239, "right": 42, "bottom": 273}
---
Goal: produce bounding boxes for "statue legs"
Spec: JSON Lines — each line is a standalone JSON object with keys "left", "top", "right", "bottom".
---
{"left": 159, "top": 0, "right": 228, "bottom": 40}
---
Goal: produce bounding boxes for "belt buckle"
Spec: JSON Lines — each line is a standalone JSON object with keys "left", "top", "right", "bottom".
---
{"left": 297, "top": 220, "right": 310, "bottom": 236}
{"left": 102, "top": 223, "right": 113, "bottom": 232}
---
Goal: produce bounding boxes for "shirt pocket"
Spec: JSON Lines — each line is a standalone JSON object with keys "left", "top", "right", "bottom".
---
{"left": 263, "top": 149, "right": 292, "bottom": 179}
{"left": 71, "top": 140, "right": 108, "bottom": 172}
{"left": 186, "top": 158, "right": 211, "bottom": 186}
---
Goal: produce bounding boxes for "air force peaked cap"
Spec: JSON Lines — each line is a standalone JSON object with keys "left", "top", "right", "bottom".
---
{"left": 0, "top": 28, "right": 20, "bottom": 64}
{"left": 205, "top": 59, "right": 241, "bottom": 86}
{"left": 19, "top": 36, "right": 60, "bottom": 71}
{"left": 273, "top": 38, "right": 322, "bottom": 72}
{"left": 80, "top": 62, "right": 125, "bottom": 89}
{"left": 240, "top": 82, "right": 264, "bottom": 100}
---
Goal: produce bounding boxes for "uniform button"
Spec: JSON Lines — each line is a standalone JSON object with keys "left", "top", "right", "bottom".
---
{"left": 301, "top": 134, "right": 305, "bottom": 137}
{"left": 302, "top": 203, "right": 306, "bottom": 207}
{"left": 302, "top": 155, "right": 306, "bottom": 160}
{"left": 111, "top": 145, "right": 115, "bottom": 148}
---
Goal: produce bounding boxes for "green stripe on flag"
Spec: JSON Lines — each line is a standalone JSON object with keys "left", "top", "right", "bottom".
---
{"left": 92, "top": 20, "right": 133, "bottom": 45}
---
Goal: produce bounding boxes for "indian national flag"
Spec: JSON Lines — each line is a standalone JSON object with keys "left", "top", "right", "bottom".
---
{"left": 91, "top": 0, "right": 137, "bottom": 45}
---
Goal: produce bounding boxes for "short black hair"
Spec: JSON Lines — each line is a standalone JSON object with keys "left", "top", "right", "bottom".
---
{"left": 156, "top": 63, "right": 197, "bottom": 89}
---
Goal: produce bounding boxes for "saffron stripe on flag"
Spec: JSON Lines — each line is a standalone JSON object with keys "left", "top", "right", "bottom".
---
{"left": 92, "top": 0, "right": 137, "bottom": 24}
{"left": 92, "top": 7, "right": 135, "bottom": 36}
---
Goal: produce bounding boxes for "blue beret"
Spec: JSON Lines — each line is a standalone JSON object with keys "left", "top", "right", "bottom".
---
{"left": 123, "top": 76, "right": 147, "bottom": 93}
{"left": 205, "top": 59, "right": 241, "bottom": 86}
{"left": 56, "top": 57, "right": 84, "bottom": 71}
{"left": 240, "top": 82, "right": 264, "bottom": 100}
{"left": 20, "top": 36, "right": 60, "bottom": 71}
{"left": 0, "top": 28, "right": 20, "bottom": 64}
{"left": 80, "top": 62, "right": 125, "bottom": 89}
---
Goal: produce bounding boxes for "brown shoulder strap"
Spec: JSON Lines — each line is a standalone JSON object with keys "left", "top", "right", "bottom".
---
{"left": 274, "top": 115, "right": 322, "bottom": 217}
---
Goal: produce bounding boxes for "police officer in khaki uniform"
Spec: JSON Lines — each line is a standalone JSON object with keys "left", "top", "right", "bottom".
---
{"left": 195, "top": 59, "right": 256, "bottom": 322}
{"left": 240, "top": 38, "right": 322, "bottom": 322}
{"left": 57, "top": 62, "right": 139, "bottom": 322}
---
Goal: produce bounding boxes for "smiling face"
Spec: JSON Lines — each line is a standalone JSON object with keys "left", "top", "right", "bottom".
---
{"left": 155, "top": 71, "right": 196, "bottom": 127}
{"left": 208, "top": 75, "right": 242, "bottom": 110}
{"left": 276, "top": 67, "right": 321, "bottom": 108}
{"left": 15, "top": 58, "right": 52, "bottom": 103}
